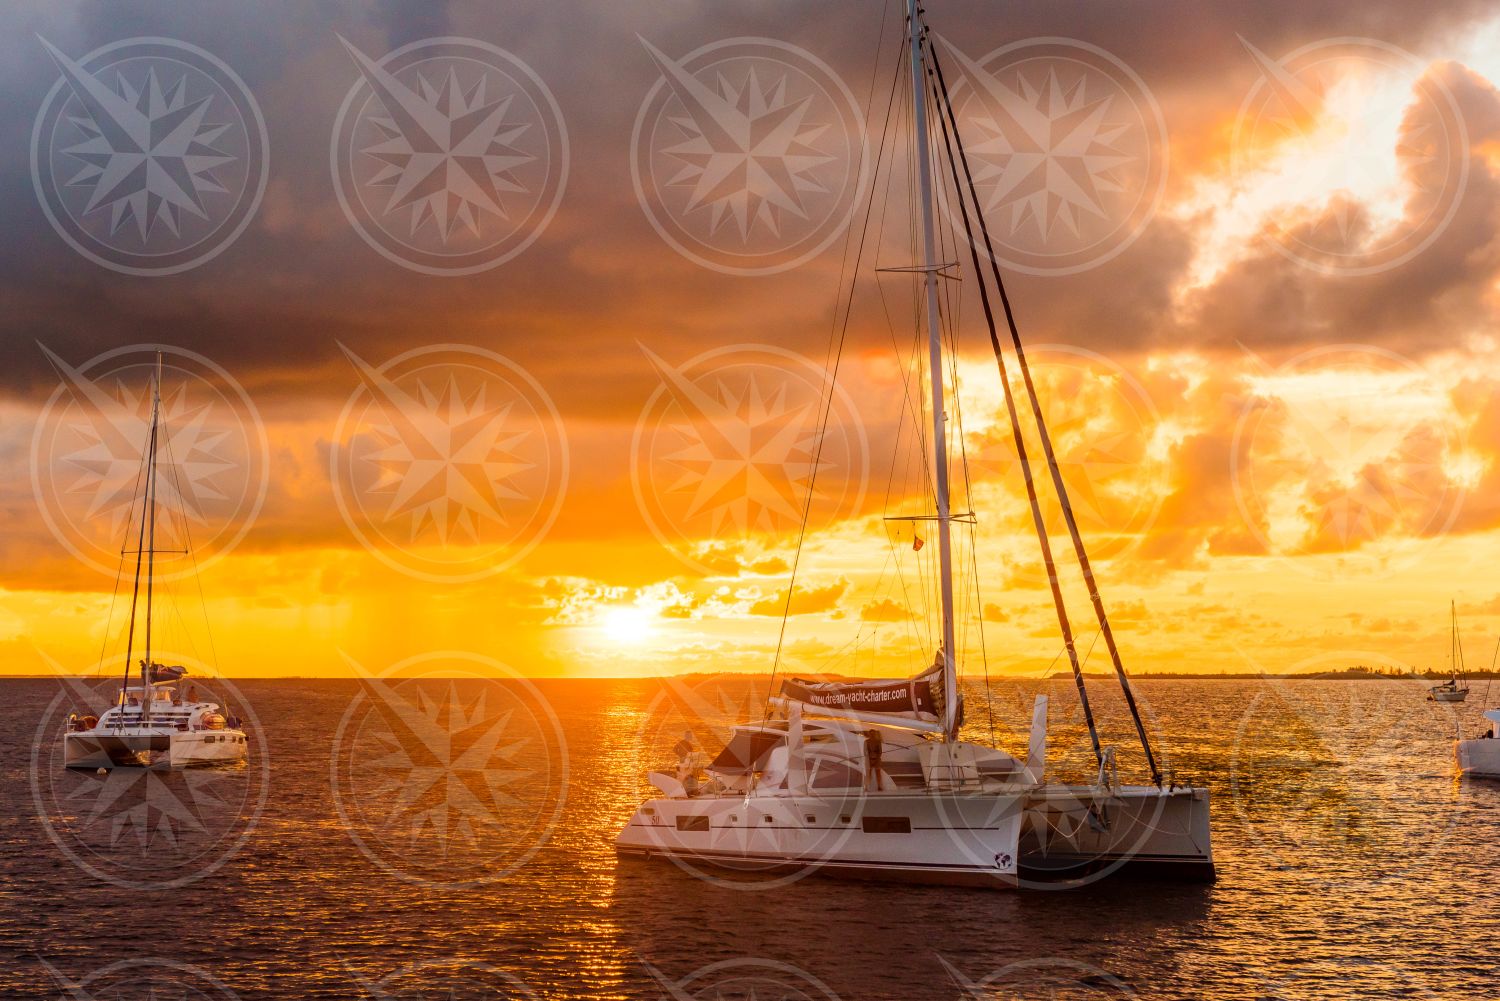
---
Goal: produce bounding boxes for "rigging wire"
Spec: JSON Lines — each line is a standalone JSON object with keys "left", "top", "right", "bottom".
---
{"left": 875, "top": 61, "right": 938, "bottom": 659}
{"left": 920, "top": 74, "right": 993, "bottom": 739}
{"left": 931, "top": 36, "right": 1160, "bottom": 784}
{"left": 768, "top": 0, "right": 901, "bottom": 702}
{"left": 94, "top": 415, "right": 150, "bottom": 693}
{"left": 159, "top": 392, "right": 222, "bottom": 679}
{"left": 924, "top": 34, "right": 1104, "bottom": 770}
{"left": 117, "top": 375, "right": 160, "bottom": 718}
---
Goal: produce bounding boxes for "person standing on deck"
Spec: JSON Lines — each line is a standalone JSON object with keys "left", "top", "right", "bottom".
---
{"left": 864, "top": 728, "right": 889, "bottom": 792}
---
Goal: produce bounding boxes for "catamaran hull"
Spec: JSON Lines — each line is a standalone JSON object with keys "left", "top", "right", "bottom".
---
{"left": 1017, "top": 785, "right": 1214, "bottom": 883}
{"left": 617, "top": 790, "right": 1027, "bottom": 888}
{"left": 63, "top": 730, "right": 248, "bottom": 769}
{"left": 1457, "top": 737, "right": 1500, "bottom": 778}
{"left": 616, "top": 785, "right": 1213, "bottom": 889}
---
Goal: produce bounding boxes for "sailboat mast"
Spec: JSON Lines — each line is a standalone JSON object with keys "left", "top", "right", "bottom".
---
{"left": 141, "top": 352, "right": 162, "bottom": 726}
{"left": 907, "top": 0, "right": 959, "bottom": 739}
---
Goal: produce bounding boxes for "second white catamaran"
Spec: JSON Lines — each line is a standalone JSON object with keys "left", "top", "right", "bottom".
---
{"left": 617, "top": 0, "right": 1213, "bottom": 887}
{"left": 57, "top": 352, "right": 248, "bottom": 770}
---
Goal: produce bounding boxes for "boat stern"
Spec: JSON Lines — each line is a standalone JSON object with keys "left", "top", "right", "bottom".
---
{"left": 1019, "top": 783, "right": 1215, "bottom": 884}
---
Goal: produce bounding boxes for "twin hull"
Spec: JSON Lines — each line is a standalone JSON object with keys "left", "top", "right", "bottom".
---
{"left": 63, "top": 729, "right": 248, "bottom": 769}
{"left": 616, "top": 785, "right": 1213, "bottom": 887}
{"left": 1457, "top": 738, "right": 1500, "bottom": 778}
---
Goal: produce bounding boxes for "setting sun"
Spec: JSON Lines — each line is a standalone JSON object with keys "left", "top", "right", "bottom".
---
{"left": 4, "top": 1, "right": 1500, "bottom": 997}
{"left": 602, "top": 605, "right": 657, "bottom": 646}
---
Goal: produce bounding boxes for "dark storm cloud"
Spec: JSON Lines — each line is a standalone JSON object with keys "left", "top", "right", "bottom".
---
{"left": 0, "top": 0, "right": 1497, "bottom": 413}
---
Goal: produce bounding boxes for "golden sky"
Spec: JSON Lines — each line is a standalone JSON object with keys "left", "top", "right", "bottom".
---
{"left": 5, "top": 1, "right": 1500, "bottom": 679}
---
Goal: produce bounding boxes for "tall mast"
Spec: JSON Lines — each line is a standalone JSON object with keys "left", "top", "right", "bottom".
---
{"left": 908, "top": 0, "right": 958, "bottom": 739}
{"left": 141, "top": 352, "right": 162, "bottom": 726}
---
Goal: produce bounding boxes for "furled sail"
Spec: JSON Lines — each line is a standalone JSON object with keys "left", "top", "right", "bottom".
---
{"left": 778, "top": 648, "right": 960, "bottom": 731}
{"left": 146, "top": 661, "right": 188, "bottom": 683}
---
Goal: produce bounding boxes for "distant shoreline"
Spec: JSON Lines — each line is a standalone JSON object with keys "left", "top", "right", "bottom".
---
{"left": 4, "top": 670, "right": 1497, "bottom": 682}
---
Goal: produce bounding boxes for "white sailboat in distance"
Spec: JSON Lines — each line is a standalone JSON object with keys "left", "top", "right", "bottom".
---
{"left": 59, "top": 352, "right": 249, "bottom": 770}
{"left": 616, "top": 0, "right": 1213, "bottom": 888}
{"left": 1429, "top": 602, "right": 1471, "bottom": 703}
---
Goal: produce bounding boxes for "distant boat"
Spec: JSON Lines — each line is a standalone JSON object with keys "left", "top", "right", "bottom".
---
{"left": 616, "top": 0, "right": 1213, "bottom": 888}
{"left": 58, "top": 353, "right": 248, "bottom": 770}
{"left": 1428, "top": 602, "right": 1471, "bottom": 703}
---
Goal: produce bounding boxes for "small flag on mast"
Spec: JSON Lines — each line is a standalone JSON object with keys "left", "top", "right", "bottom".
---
{"left": 912, "top": 534, "right": 925, "bottom": 552}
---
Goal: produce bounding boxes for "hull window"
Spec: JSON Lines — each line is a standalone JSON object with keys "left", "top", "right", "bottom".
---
{"left": 861, "top": 816, "right": 912, "bottom": 834}
{"left": 675, "top": 815, "right": 710, "bottom": 833}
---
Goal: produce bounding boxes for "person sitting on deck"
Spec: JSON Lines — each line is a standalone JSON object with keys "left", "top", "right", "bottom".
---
{"left": 672, "top": 730, "right": 700, "bottom": 796}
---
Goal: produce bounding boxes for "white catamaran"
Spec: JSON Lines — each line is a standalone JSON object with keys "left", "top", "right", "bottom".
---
{"left": 616, "top": 1, "right": 1213, "bottom": 887}
{"left": 59, "top": 353, "right": 249, "bottom": 770}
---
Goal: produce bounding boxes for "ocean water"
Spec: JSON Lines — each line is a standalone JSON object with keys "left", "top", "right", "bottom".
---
{"left": 0, "top": 675, "right": 1495, "bottom": 1000}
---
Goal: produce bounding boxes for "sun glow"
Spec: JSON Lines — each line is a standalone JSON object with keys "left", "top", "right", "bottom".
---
{"left": 601, "top": 605, "right": 656, "bottom": 646}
